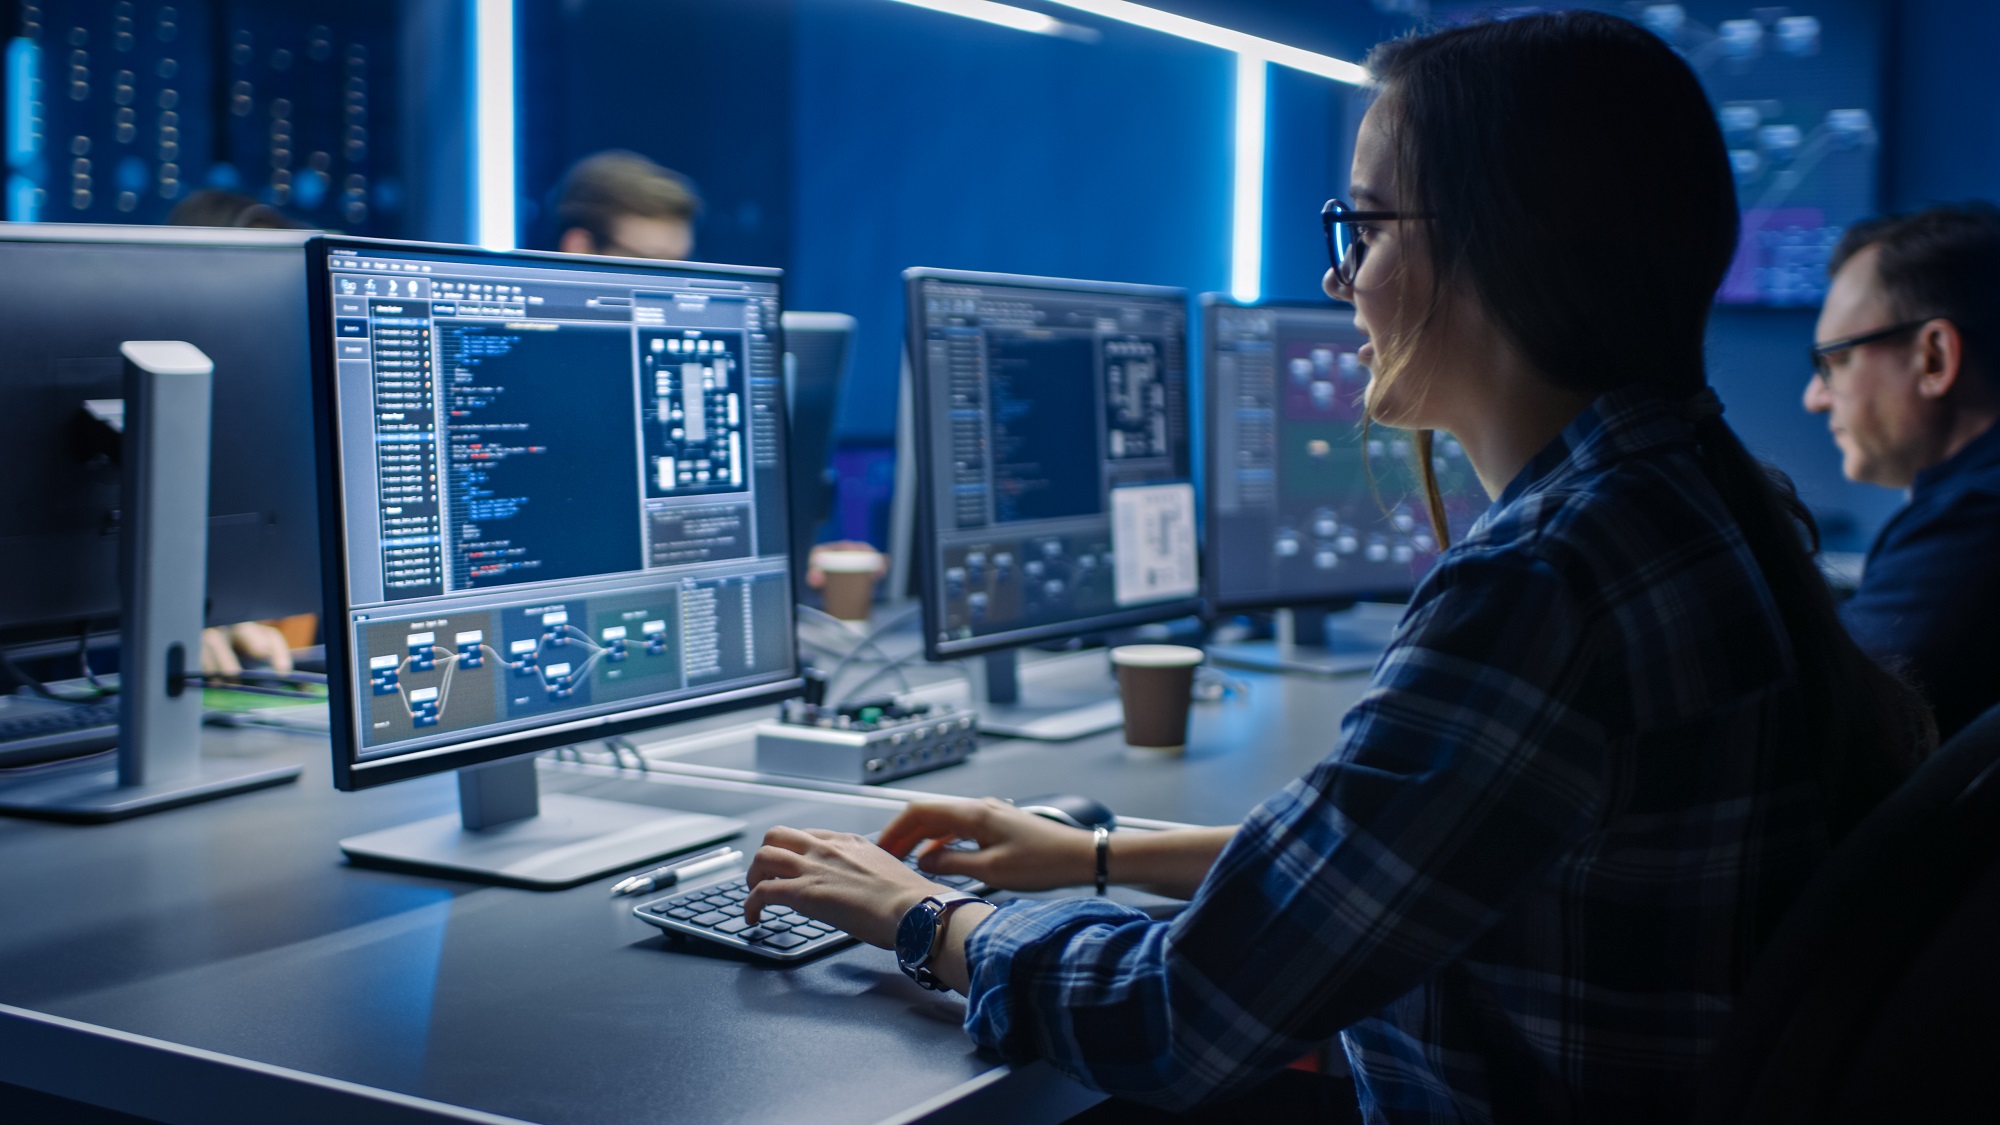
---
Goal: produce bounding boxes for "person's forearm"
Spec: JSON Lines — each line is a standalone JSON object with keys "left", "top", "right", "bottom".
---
{"left": 928, "top": 825, "right": 1236, "bottom": 996}
{"left": 1109, "top": 826, "right": 1237, "bottom": 899}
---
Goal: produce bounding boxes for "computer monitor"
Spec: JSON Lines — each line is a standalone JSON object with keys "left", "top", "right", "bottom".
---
{"left": 0, "top": 224, "right": 323, "bottom": 648}
{"left": 1200, "top": 295, "right": 1484, "bottom": 674}
{"left": 311, "top": 237, "right": 803, "bottom": 887}
{"left": 905, "top": 268, "right": 1199, "bottom": 739}
{"left": 781, "top": 311, "right": 855, "bottom": 596}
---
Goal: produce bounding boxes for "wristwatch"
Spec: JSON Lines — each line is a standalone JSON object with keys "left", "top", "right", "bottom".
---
{"left": 895, "top": 890, "right": 992, "bottom": 991}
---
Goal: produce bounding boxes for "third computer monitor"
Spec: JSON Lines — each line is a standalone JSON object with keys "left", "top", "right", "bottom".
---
{"left": 1202, "top": 295, "right": 1484, "bottom": 614}
{"left": 906, "top": 268, "right": 1200, "bottom": 663}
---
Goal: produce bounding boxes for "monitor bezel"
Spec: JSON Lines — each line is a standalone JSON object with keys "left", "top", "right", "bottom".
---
{"left": 310, "top": 236, "right": 805, "bottom": 792}
{"left": 1197, "top": 292, "right": 1443, "bottom": 616}
{"left": 904, "top": 266, "right": 1204, "bottom": 663}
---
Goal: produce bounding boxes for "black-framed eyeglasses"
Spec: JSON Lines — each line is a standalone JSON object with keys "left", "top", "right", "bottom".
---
{"left": 1808, "top": 319, "right": 1932, "bottom": 381}
{"left": 1322, "top": 198, "right": 1416, "bottom": 290}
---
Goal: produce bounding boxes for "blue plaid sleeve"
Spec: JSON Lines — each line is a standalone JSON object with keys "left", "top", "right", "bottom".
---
{"left": 962, "top": 546, "right": 1613, "bottom": 1111}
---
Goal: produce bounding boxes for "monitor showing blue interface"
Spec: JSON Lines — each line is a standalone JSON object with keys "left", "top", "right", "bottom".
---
{"left": 907, "top": 269, "right": 1200, "bottom": 660}
{"left": 311, "top": 239, "right": 800, "bottom": 789}
{"left": 1202, "top": 296, "right": 1486, "bottom": 611}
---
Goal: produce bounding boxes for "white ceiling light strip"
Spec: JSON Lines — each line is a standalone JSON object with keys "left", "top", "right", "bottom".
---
{"left": 1042, "top": 0, "right": 1368, "bottom": 83}
{"left": 1230, "top": 54, "right": 1267, "bottom": 303}
{"left": 885, "top": 0, "right": 1098, "bottom": 40}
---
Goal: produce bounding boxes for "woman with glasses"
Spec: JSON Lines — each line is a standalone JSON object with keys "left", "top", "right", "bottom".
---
{"left": 741, "top": 12, "right": 1933, "bottom": 1121}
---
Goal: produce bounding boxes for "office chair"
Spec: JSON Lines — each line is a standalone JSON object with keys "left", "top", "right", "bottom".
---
{"left": 1693, "top": 701, "right": 2000, "bottom": 1123}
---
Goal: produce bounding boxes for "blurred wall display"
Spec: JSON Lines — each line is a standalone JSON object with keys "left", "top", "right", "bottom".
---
{"left": 5, "top": 0, "right": 405, "bottom": 233}
{"left": 1439, "top": 2, "right": 1882, "bottom": 307}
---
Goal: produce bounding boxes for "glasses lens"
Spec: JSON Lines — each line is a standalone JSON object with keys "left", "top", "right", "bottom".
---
{"left": 1325, "top": 199, "right": 1356, "bottom": 285}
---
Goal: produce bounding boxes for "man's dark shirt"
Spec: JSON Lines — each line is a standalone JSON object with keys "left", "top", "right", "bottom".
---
{"left": 1843, "top": 418, "right": 2000, "bottom": 742}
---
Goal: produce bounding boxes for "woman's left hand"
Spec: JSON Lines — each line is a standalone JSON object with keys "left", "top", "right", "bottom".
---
{"left": 743, "top": 826, "right": 945, "bottom": 948}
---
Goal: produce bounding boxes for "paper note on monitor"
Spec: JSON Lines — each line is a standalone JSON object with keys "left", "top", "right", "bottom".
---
{"left": 1111, "top": 482, "right": 1198, "bottom": 607}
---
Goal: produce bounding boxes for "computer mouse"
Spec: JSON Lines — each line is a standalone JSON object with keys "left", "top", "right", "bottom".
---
{"left": 1016, "top": 793, "right": 1116, "bottom": 832}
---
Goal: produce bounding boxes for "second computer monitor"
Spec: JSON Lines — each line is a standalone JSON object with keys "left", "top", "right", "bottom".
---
{"left": 906, "top": 269, "right": 1200, "bottom": 662}
{"left": 1202, "top": 295, "right": 1484, "bottom": 613}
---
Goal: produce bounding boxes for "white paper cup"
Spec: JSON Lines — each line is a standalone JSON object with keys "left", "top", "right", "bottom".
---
{"left": 816, "top": 548, "right": 883, "bottom": 622}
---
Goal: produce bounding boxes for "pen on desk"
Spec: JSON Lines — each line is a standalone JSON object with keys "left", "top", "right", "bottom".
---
{"left": 610, "top": 847, "right": 744, "bottom": 896}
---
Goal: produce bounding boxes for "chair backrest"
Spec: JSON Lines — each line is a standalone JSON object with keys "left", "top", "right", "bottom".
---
{"left": 1693, "top": 701, "right": 2000, "bottom": 1123}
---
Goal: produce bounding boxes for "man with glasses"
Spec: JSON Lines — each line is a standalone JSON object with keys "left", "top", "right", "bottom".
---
{"left": 1807, "top": 203, "right": 2000, "bottom": 740}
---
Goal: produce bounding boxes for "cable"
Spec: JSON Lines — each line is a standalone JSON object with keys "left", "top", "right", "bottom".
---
{"left": 183, "top": 676, "right": 327, "bottom": 701}
{"left": 77, "top": 624, "right": 114, "bottom": 694}
{"left": 603, "top": 735, "right": 649, "bottom": 771}
{"left": 226, "top": 668, "right": 329, "bottom": 686}
{"left": 0, "top": 648, "right": 103, "bottom": 703}
{"left": 835, "top": 649, "right": 948, "bottom": 706}
{"left": 801, "top": 604, "right": 921, "bottom": 696}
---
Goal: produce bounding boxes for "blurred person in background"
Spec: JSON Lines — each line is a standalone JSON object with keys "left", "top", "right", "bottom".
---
{"left": 548, "top": 150, "right": 702, "bottom": 261}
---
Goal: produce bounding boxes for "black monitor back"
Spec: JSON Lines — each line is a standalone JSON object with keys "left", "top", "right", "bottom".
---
{"left": 0, "top": 225, "right": 320, "bottom": 645}
{"left": 782, "top": 311, "right": 853, "bottom": 583}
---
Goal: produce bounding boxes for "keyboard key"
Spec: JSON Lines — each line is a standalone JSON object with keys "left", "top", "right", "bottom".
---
{"left": 741, "top": 926, "right": 775, "bottom": 942}
{"left": 718, "top": 903, "right": 743, "bottom": 917}
{"left": 720, "top": 887, "right": 748, "bottom": 901}
{"left": 715, "top": 917, "right": 753, "bottom": 935}
{"left": 765, "top": 932, "right": 808, "bottom": 950}
{"left": 758, "top": 919, "right": 792, "bottom": 934}
{"left": 790, "top": 925, "right": 828, "bottom": 940}
{"left": 667, "top": 907, "right": 701, "bottom": 919}
{"left": 690, "top": 911, "right": 730, "bottom": 927}
{"left": 766, "top": 905, "right": 795, "bottom": 917}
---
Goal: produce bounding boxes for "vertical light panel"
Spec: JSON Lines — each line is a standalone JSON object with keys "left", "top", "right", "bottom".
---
{"left": 6, "top": 38, "right": 41, "bottom": 222}
{"left": 474, "top": 0, "right": 517, "bottom": 250}
{"left": 1230, "top": 53, "right": 1268, "bottom": 304}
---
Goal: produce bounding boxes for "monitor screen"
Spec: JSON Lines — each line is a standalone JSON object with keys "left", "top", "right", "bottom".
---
{"left": 0, "top": 224, "right": 321, "bottom": 646}
{"left": 1202, "top": 296, "right": 1485, "bottom": 612}
{"left": 906, "top": 269, "right": 1200, "bottom": 660}
{"left": 312, "top": 239, "right": 801, "bottom": 790}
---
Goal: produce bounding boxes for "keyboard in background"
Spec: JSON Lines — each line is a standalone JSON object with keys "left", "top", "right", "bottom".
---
{"left": 635, "top": 841, "right": 987, "bottom": 962}
{"left": 0, "top": 694, "right": 120, "bottom": 768}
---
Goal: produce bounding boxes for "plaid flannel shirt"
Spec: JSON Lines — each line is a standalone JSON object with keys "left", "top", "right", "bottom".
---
{"left": 962, "top": 388, "right": 1833, "bottom": 1122}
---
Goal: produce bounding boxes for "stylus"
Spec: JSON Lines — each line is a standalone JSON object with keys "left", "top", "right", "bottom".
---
{"left": 610, "top": 847, "right": 744, "bottom": 896}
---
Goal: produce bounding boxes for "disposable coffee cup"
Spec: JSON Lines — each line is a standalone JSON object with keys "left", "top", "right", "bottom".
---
{"left": 816, "top": 548, "right": 884, "bottom": 623}
{"left": 1110, "top": 644, "right": 1205, "bottom": 752}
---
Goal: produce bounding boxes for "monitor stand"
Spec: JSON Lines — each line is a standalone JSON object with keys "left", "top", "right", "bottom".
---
{"left": 1207, "top": 605, "right": 1393, "bottom": 677}
{"left": 0, "top": 342, "right": 300, "bottom": 823}
{"left": 966, "top": 649, "right": 1124, "bottom": 742}
{"left": 338, "top": 755, "right": 746, "bottom": 890}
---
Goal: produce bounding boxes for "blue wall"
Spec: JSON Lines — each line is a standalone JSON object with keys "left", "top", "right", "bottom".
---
{"left": 788, "top": 1, "right": 1236, "bottom": 440}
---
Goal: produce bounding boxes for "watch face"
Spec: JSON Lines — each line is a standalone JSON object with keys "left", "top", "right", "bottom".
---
{"left": 896, "top": 901, "right": 936, "bottom": 968}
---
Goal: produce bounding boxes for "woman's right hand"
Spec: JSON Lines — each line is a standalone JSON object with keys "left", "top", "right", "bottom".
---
{"left": 876, "top": 797, "right": 1096, "bottom": 892}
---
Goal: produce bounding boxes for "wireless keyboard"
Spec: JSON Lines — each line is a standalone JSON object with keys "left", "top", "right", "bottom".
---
{"left": 634, "top": 841, "right": 987, "bottom": 962}
{"left": 0, "top": 695, "right": 120, "bottom": 768}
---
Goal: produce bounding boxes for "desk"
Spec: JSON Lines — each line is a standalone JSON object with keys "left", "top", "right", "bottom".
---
{"left": 0, "top": 662, "right": 1365, "bottom": 1123}
{"left": 646, "top": 648, "right": 1371, "bottom": 828}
